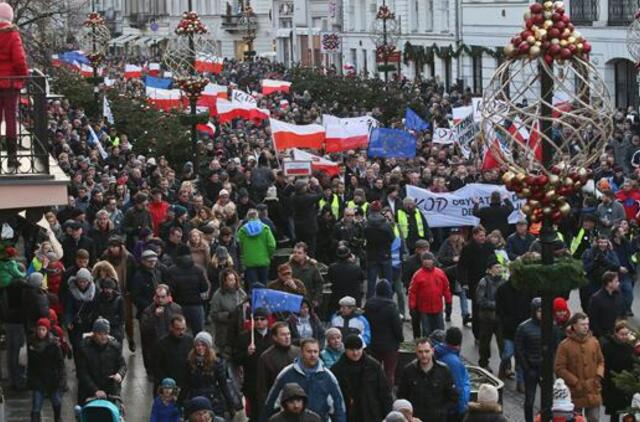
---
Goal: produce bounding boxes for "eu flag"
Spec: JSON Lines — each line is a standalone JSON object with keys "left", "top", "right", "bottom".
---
{"left": 144, "top": 76, "right": 173, "bottom": 90}
{"left": 59, "top": 51, "right": 89, "bottom": 65}
{"left": 405, "top": 108, "right": 430, "bottom": 132}
{"left": 251, "top": 288, "right": 303, "bottom": 313}
{"left": 368, "top": 128, "right": 416, "bottom": 158}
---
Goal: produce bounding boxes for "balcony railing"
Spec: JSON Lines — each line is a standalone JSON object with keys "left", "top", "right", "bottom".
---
{"left": 0, "top": 74, "right": 51, "bottom": 177}
{"left": 571, "top": 0, "right": 599, "bottom": 25}
{"left": 609, "top": 0, "right": 640, "bottom": 25}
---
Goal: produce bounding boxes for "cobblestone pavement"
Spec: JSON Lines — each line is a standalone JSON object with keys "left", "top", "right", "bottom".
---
{"left": 4, "top": 286, "right": 630, "bottom": 421}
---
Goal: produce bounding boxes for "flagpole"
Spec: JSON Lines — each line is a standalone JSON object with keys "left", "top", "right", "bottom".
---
{"left": 250, "top": 314, "right": 255, "bottom": 348}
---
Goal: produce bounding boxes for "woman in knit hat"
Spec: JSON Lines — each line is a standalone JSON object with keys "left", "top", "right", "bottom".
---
{"left": 463, "top": 383, "right": 507, "bottom": 422}
{"left": 534, "top": 378, "right": 585, "bottom": 422}
{"left": 0, "top": 1, "right": 28, "bottom": 168}
{"left": 183, "top": 331, "right": 242, "bottom": 417}
{"left": 27, "top": 318, "right": 66, "bottom": 422}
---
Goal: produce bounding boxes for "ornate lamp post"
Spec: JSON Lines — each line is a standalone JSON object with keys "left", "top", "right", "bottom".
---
{"left": 239, "top": 3, "right": 257, "bottom": 62}
{"left": 162, "top": 2, "right": 217, "bottom": 174}
{"left": 81, "top": 0, "right": 110, "bottom": 104}
{"left": 370, "top": 1, "right": 399, "bottom": 83}
{"left": 481, "top": 2, "right": 613, "bottom": 420}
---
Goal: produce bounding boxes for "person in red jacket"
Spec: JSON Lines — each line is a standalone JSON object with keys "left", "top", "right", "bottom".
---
{"left": 0, "top": 3, "right": 28, "bottom": 168}
{"left": 408, "top": 252, "right": 452, "bottom": 337}
{"left": 148, "top": 187, "right": 170, "bottom": 236}
{"left": 615, "top": 181, "right": 640, "bottom": 221}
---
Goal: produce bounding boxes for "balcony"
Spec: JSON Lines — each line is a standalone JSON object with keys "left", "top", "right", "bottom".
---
{"left": 571, "top": 0, "right": 599, "bottom": 25}
{"left": 609, "top": 0, "right": 640, "bottom": 25}
{"left": 221, "top": 13, "right": 258, "bottom": 33}
{"left": 0, "top": 74, "right": 69, "bottom": 210}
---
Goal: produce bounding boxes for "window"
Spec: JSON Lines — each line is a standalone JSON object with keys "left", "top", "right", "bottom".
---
{"left": 359, "top": 0, "right": 367, "bottom": 31}
{"left": 411, "top": 0, "right": 418, "bottom": 32}
{"left": 346, "top": 0, "right": 355, "bottom": 30}
{"left": 444, "top": 56, "right": 452, "bottom": 91}
{"left": 351, "top": 48, "right": 358, "bottom": 70}
{"left": 363, "top": 49, "right": 368, "bottom": 73}
{"left": 425, "top": 0, "right": 433, "bottom": 32}
{"left": 440, "top": 0, "right": 450, "bottom": 32}
{"left": 473, "top": 54, "right": 483, "bottom": 95}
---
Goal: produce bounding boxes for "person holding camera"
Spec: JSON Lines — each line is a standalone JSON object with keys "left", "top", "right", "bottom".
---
{"left": 581, "top": 234, "right": 620, "bottom": 312}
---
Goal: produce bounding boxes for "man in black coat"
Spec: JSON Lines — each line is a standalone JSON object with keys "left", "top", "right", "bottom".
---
{"left": 130, "top": 249, "right": 163, "bottom": 319}
{"left": 290, "top": 178, "right": 322, "bottom": 257}
{"left": 122, "top": 192, "right": 152, "bottom": 251}
{"left": 458, "top": 225, "right": 494, "bottom": 338}
{"left": 22, "top": 272, "right": 49, "bottom": 333}
{"left": 232, "top": 307, "right": 273, "bottom": 420}
{"left": 472, "top": 191, "right": 514, "bottom": 237}
{"left": 153, "top": 314, "right": 193, "bottom": 391}
{"left": 364, "top": 279, "right": 404, "bottom": 385}
{"left": 76, "top": 318, "right": 127, "bottom": 404}
{"left": 61, "top": 220, "right": 95, "bottom": 268}
{"left": 331, "top": 334, "right": 392, "bottom": 422}
{"left": 3, "top": 276, "right": 27, "bottom": 390}
{"left": 397, "top": 338, "right": 458, "bottom": 422}
{"left": 588, "top": 271, "right": 626, "bottom": 339}
{"left": 166, "top": 245, "right": 209, "bottom": 335}
{"left": 326, "top": 245, "right": 365, "bottom": 315}
{"left": 363, "top": 201, "right": 395, "bottom": 298}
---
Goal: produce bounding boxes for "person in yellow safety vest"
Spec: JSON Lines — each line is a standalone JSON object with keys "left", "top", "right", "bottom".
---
{"left": 396, "top": 197, "right": 431, "bottom": 251}
{"left": 346, "top": 188, "right": 369, "bottom": 217}
{"left": 569, "top": 214, "right": 598, "bottom": 259}
{"left": 488, "top": 230, "right": 510, "bottom": 279}
{"left": 318, "top": 186, "right": 343, "bottom": 220}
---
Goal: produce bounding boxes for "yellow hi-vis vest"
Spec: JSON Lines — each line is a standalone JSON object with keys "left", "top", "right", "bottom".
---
{"left": 397, "top": 209, "right": 425, "bottom": 239}
{"left": 346, "top": 200, "right": 369, "bottom": 215}
{"left": 319, "top": 194, "right": 340, "bottom": 219}
{"left": 570, "top": 228, "right": 585, "bottom": 256}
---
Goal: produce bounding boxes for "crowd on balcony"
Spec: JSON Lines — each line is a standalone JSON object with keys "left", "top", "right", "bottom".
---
{"left": 3, "top": 1, "right": 640, "bottom": 421}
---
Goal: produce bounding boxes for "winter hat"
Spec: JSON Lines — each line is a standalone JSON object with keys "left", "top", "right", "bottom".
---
{"left": 420, "top": 252, "right": 436, "bottom": 262}
{"left": 384, "top": 411, "right": 407, "bottom": 422}
{"left": 445, "top": 327, "right": 463, "bottom": 347}
{"left": 265, "top": 186, "right": 278, "bottom": 200}
{"left": 324, "top": 327, "right": 341, "bottom": 339}
{"left": 553, "top": 297, "right": 569, "bottom": 313}
{"left": 375, "top": 279, "right": 393, "bottom": 298}
{"left": 100, "top": 277, "right": 117, "bottom": 290}
{"left": 215, "top": 246, "right": 229, "bottom": 259}
{"left": 0, "top": 3, "right": 14, "bottom": 22}
{"left": 141, "top": 249, "right": 158, "bottom": 260}
{"left": 36, "top": 317, "right": 51, "bottom": 330}
{"left": 194, "top": 331, "right": 213, "bottom": 348}
{"left": 338, "top": 296, "right": 356, "bottom": 307}
{"left": 429, "top": 329, "right": 446, "bottom": 345}
{"left": 176, "top": 244, "right": 191, "bottom": 257}
{"left": 477, "top": 383, "right": 499, "bottom": 405}
{"left": 486, "top": 254, "right": 500, "bottom": 270}
{"left": 253, "top": 307, "right": 269, "bottom": 318}
{"left": 392, "top": 399, "right": 413, "bottom": 413}
{"left": 27, "top": 272, "right": 44, "bottom": 289}
{"left": 172, "top": 205, "right": 188, "bottom": 217}
{"left": 160, "top": 378, "right": 177, "bottom": 389}
{"left": 92, "top": 317, "right": 111, "bottom": 333}
{"left": 184, "top": 396, "right": 213, "bottom": 417}
{"left": 344, "top": 333, "right": 363, "bottom": 350}
{"left": 336, "top": 245, "right": 351, "bottom": 259}
{"left": 370, "top": 200, "right": 382, "bottom": 212}
{"left": 46, "top": 251, "right": 58, "bottom": 261}
{"left": 552, "top": 378, "right": 574, "bottom": 412}
{"left": 75, "top": 268, "right": 93, "bottom": 283}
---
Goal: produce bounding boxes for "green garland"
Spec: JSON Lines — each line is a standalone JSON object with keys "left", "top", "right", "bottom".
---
{"left": 403, "top": 42, "right": 504, "bottom": 66}
{"left": 178, "top": 111, "right": 210, "bottom": 126}
{"left": 509, "top": 257, "right": 587, "bottom": 293}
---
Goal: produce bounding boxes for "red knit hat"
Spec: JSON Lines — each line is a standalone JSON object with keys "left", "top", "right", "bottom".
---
{"left": 36, "top": 318, "right": 51, "bottom": 330}
{"left": 553, "top": 297, "right": 569, "bottom": 313}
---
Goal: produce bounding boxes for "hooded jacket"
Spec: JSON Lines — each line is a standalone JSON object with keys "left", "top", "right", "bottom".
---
{"left": 267, "top": 383, "right": 322, "bottom": 422}
{"left": 237, "top": 219, "right": 276, "bottom": 268}
{"left": 363, "top": 213, "right": 395, "bottom": 262}
{"left": 166, "top": 255, "right": 209, "bottom": 306}
{"left": 364, "top": 282, "right": 403, "bottom": 353}
{"left": 0, "top": 23, "right": 28, "bottom": 90}
{"left": 434, "top": 343, "right": 471, "bottom": 415}
{"left": 408, "top": 266, "right": 452, "bottom": 314}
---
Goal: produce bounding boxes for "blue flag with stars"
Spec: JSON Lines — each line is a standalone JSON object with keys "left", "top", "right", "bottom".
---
{"left": 144, "top": 75, "right": 173, "bottom": 89}
{"left": 368, "top": 128, "right": 416, "bottom": 158}
{"left": 404, "top": 108, "right": 430, "bottom": 132}
{"left": 251, "top": 288, "right": 303, "bottom": 313}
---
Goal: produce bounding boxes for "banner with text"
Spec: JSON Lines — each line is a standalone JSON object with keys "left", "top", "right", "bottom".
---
{"left": 406, "top": 183, "right": 524, "bottom": 228}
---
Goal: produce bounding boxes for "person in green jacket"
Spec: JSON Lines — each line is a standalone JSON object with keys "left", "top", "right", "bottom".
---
{"left": 238, "top": 209, "right": 276, "bottom": 288}
{"left": 0, "top": 244, "right": 24, "bottom": 288}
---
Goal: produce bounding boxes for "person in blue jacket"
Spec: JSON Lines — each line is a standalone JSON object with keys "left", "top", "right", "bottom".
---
{"left": 434, "top": 327, "right": 471, "bottom": 420}
{"left": 261, "top": 338, "right": 346, "bottom": 422}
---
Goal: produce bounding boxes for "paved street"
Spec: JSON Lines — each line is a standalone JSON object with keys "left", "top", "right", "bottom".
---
{"left": 3, "top": 285, "right": 634, "bottom": 421}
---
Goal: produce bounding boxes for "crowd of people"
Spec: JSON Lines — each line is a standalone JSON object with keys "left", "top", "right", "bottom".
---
{"left": 2, "top": 2, "right": 640, "bottom": 421}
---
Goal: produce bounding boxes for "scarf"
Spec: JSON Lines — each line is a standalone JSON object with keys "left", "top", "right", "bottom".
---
{"left": 69, "top": 280, "right": 96, "bottom": 302}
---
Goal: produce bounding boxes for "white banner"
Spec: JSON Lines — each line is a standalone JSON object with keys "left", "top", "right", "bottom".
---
{"left": 406, "top": 183, "right": 524, "bottom": 228}
{"left": 453, "top": 107, "right": 477, "bottom": 159}
{"left": 432, "top": 127, "right": 455, "bottom": 145}
{"left": 231, "top": 89, "right": 257, "bottom": 105}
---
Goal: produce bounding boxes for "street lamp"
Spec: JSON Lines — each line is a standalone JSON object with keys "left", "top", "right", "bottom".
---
{"left": 370, "top": 1, "right": 400, "bottom": 83}
{"left": 162, "top": 1, "right": 217, "bottom": 175}
{"left": 481, "top": 2, "right": 613, "bottom": 421}
{"left": 239, "top": 2, "right": 257, "bottom": 62}
{"left": 81, "top": 0, "right": 110, "bottom": 104}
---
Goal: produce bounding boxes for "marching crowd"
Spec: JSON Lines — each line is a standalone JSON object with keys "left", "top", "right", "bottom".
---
{"left": 3, "top": 2, "right": 640, "bottom": 422}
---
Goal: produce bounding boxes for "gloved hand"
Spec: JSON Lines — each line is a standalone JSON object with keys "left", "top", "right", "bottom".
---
{"left": 445, "top": 302, "right": 452, "bottom": 318}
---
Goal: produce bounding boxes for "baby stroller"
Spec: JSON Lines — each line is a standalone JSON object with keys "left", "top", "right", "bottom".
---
{"left": 74, "top": 395, "right": 123, "bottom": 422}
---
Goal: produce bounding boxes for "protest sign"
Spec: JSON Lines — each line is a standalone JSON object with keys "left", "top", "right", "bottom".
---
{"left": 432, "top": 128, "right": 455, "bottom": 145}
{"left": 452, "top": 106, "right": 477, "bottom": 158}
{"left": 406, "top": 183, "right": 524, "bottom": 228}
{"left": 283, "top": 160, "right": 312, "bottom": 176}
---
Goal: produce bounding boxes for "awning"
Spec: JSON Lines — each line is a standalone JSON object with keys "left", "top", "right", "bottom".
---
{"left": 109, "top": 34, "right": 138, "bottom": 47}
{"left": 134, "top": 36, "right": 151, "bottom": 47}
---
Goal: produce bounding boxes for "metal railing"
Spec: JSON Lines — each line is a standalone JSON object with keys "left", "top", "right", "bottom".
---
{"left": 608, "top": 0, "right": 639, "bottom": 25}
{"left": 0, "top": 74, "right": 51, "bottom": 176}
{"left": 570, "top": 0, "right": 599, "bottom": 25}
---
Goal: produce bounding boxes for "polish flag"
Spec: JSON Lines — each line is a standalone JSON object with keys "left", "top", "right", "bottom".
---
{"left": 196, "top": 122, "right": 216, "bottom": 138}
{"left": 124, "top": 64, "right": 143, "bottom": 79}
{"left": 270, "top": 118, "right": 325, "bottom": 151}
{"left": 292, "top": 148, "right": 340, "bottom": 176}
{"left": 147, "top": 62, "right": 161, "bottom": 76}
{"left": 262, "top": 79, "right": 292, "bottom": 95}
{"left": 323, "top": 114, "right": 379, "bottom": 152}
{"left": 214, "top": 98, "right": 270, "bottom": 124}
{"left": 146, "top": 86, "right": 183, "bottom": 112}
{"left": 80, "top": 64, "right": 94, "bottom": 78}
{"left": 51, "top": 54, "right": 62, "bottom": 67}
{"left": 195, "top": 53, "right": 224, "bottom": 74}
{"left": 280, "top": 99, "right": 290, "bottom": 110}
{"left": 204, "top": 83, "right": 228, "bottom": 100}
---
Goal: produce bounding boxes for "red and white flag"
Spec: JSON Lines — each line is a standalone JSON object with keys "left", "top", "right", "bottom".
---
{"left": 262, "top": 79, "right": 292, "bottom": 95}
{"left": 147, "top": 62, "right": 161, "bottom": 76}
{"left": 146, "top": 86, "right": 182, "bottom": 112}
{"left": 124, "top": 64, "right": 143, "bottom": 79}
{"left": 80, "top": 64, "right": 94, "bottom": 78}
{"left": 292, "top": 148, "right": 340, "bottom": 176}
{"left": 196, "top": 122, "right": 216, "bottom": 137}
{"left": 214, "top": 98, "right": 269, "bottom": 124}
{"left": 323, "top": 114, "right": 379, "bottom": 152}
{"left": 270, "top": 118, "right": 325, "bottom": 151}
{"left": 552, "top": 92, "right": 572, "bottom": 118}
{"left": 195, "top": 53, "right": 224, "bottom": 74}
{"left": 51, "top": 54, "right": 62, "bottom": 67}
{"left": 203, "top": 83, "right": 228, "bottom": 100}
{"left": 279, "top": 99, "right": 290, "bottom": 110}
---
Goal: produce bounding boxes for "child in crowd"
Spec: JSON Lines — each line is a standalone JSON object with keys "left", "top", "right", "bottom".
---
{"left": 150, "top": 378, "right": 181, "bottom": 422}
